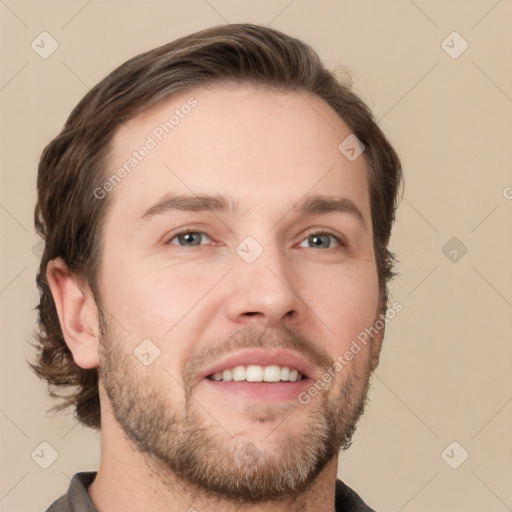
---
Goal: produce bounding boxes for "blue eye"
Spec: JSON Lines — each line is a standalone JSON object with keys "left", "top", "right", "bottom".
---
{"left": 168, "top": 231, "right": 211, "bottom": 246}
{"left": 299, "top": 233, "right": 342, "bottom": 249}
{"left": 166, "top": 230, "right": 343, "bottom": 249}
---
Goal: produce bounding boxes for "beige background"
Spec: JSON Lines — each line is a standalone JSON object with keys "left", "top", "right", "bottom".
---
{"left": 1, "top": 1, "right": 511, "bottom": 511}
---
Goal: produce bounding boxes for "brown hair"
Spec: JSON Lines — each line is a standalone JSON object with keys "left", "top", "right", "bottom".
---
{"left": 30, "top": 23, "right": 403, "bottom": 429}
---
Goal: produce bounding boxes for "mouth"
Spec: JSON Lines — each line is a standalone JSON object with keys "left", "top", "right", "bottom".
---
{"left": 199, "top": 349, "right": 315, "bottom": 402}
{"left": 207, "top": 364, "right": 305, "bottom": 382}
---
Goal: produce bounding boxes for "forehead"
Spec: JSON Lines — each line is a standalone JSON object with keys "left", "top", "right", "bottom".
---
{"left": 105, "top": 83, "right": 370, "bottom": 224}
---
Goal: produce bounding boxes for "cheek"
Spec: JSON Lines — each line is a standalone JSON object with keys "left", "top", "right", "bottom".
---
{"left": 99, "top": 256, "right": 223, "bottom": 353}
{"left": 303, "top": 262, "right": 380, "bottom": 354}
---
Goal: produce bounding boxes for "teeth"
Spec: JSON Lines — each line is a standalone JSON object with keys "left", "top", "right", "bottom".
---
{"left": 232, "top": 366, "right": 245, "bottom": 381}
{"left": 246, "top": 365, "right": 263, "bottom": 382}
{"left": 263, "top": 365, "right": 281, "bottom": 382}
{"left": 209, "top": 365, "right": 304, "bottom": 382}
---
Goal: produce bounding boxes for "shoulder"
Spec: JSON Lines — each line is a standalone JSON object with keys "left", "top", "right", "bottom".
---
{"left": 335, "top": 478, "right": 377, "bottom": 512}
{"left": 44, "top": 472, "right": 98, "bottom": 512}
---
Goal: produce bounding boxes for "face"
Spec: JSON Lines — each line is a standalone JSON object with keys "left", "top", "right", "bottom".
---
{"left": 95, "top": 83, "right": 382, "bottom": 500}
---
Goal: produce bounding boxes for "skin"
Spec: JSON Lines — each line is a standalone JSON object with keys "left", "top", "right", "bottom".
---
{"left": 47, "top": 83, "right": 384, "bottom": 512}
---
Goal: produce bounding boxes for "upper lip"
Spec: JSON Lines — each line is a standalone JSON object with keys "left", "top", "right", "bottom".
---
{"left": 198, "top": 349, "right": 316, "bottom": 381}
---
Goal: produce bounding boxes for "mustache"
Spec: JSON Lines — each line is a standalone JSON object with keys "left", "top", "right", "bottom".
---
{"left": 182, "top": 324, "right": 334, "bottom": 388}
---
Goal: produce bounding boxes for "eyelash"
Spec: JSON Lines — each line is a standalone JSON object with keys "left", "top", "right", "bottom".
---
{"left": 166, "top": 228, "right": 346, "bottom": 249}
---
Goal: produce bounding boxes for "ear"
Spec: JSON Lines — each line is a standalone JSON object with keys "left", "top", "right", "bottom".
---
{"left": 46, "top": 258, "right": 100, "bottom": 369}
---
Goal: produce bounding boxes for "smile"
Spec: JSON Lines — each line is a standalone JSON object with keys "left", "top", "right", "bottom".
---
{"left": 207, "top": 364, "right": 304, "bottom": 382}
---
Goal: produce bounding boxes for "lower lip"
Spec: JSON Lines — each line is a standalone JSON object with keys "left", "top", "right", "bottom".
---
{"left": 203, "top": 378, "right": 312, "bottom": 402}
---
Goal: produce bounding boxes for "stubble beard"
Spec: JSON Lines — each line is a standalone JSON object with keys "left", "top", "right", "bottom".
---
{"left": 97, "top": 309, "right": 375, "bottom": 503}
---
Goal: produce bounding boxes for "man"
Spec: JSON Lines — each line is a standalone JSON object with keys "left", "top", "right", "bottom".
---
{"left": 32, "top": 23, "right": 403, "bottom": 511}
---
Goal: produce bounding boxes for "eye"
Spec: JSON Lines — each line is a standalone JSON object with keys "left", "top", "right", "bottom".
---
{"left": 168, "top": 231, "right": 212, "bottom": 247}
{"left": 166, "top": 229, "right": 344, "bottom": 249}
{"left": 298, "top": 232, "right": 343, "bottom": 249}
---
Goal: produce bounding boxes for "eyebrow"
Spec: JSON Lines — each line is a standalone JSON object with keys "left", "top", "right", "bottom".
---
{"left": 141, "top": 193, "right": 236, "bottom": 219}
{"left": 141, "top": 193, "right": 366, "bottom": 229}
{"left": 292, "top": 195, "right": 366, "bottom": 228}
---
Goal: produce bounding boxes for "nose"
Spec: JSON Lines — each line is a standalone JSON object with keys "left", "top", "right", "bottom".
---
{"left": 224, "top": 242, "right": 305, "bottom": 328}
